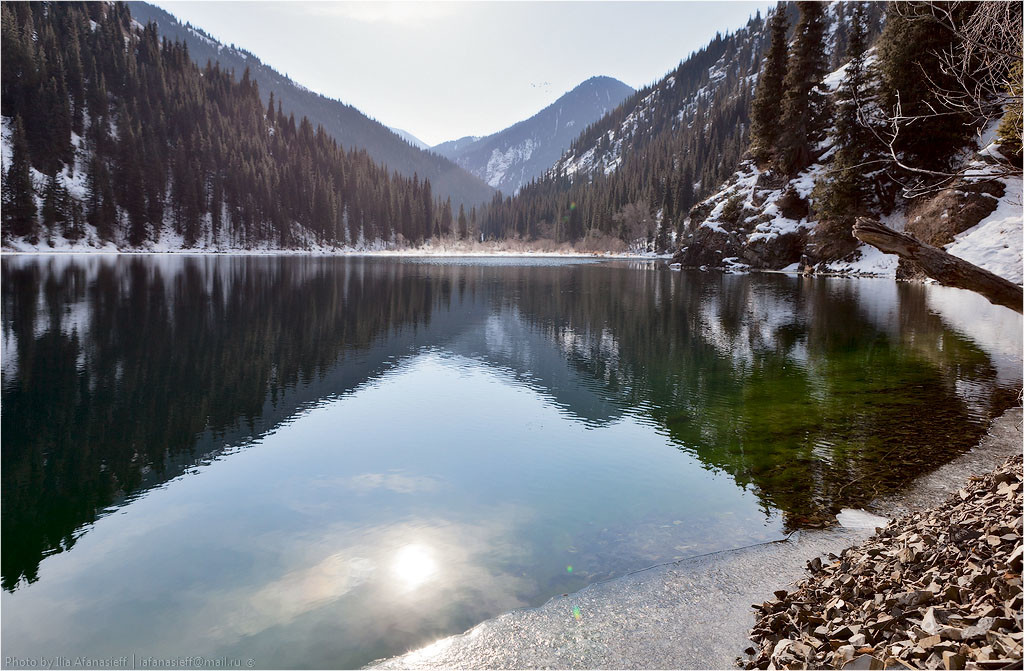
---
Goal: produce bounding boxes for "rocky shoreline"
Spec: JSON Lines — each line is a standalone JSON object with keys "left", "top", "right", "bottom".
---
{"left": 743, "top": 454, "right": 1023, "bottom": 670}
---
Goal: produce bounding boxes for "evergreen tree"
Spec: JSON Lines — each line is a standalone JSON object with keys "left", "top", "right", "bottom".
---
{"left": 749, "top": 6, "right": 789, "bottom": 165}
{"left": 3, "top": 117, "right": 37, "bottom": 240}
{"left": 812, "top": 3, "right": 878, "bottom": 253}
{"left": 877, "top": 1, "right": 975, "bottom": 170}
{"left": 654, "top": 218, "right": 669, "bottom": 253}
{"left": 41, "top": 173, "right": 67, "bottom": 237}
{"left": 777, "top": 2, "right": 829, "bottom": 176}
{"left": 440, "top": 198, "right": 452, "bottom": 237}
{"left": 567, "top": 201, "right": 583, "bottom": 241}
{"left": 457, "top": 203, "right": 468, "bottom": 239}
{"left": 85, "top": 155, "right": 116, "bottom": 242}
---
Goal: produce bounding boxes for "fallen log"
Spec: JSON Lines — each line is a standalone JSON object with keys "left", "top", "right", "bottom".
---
{"left": 853, "top": 217, "right": 1023, "bottom": 313}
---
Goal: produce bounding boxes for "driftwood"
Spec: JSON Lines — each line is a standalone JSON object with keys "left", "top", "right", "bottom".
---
{"left": 853, "top": 217, "right": 1023, "bottom": 313}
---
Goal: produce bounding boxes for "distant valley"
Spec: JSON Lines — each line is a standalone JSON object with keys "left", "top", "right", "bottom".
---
{"left": 129, "top": 2, "right": 495, "bottom": 209}
{"left": 431, "top": 76, "right": 634, "bottom": 194}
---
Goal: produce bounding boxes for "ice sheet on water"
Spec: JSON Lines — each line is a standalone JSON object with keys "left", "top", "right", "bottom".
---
{"left": 836, "top": 508, "right": 889, "bottom": 529}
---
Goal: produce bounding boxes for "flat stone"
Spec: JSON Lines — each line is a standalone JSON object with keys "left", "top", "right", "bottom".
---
{"left": 842, "top": 654, "right": 884, "bottom": 669}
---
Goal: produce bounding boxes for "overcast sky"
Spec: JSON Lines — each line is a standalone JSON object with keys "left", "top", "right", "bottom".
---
{"left": 154, "top": 1, "right": 773, "bottom": 146}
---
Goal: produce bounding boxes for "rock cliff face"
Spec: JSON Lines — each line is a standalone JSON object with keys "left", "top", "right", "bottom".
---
{"left": 898, "top": 180, "right": 1008, "bottom": 280}
{"left": 673, "top": 161, "right": 819, "bottom": 271}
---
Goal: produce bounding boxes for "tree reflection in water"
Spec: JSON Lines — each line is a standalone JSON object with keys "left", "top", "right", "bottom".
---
{"left": 2, "top": 255, "right": 1019, "bottom": 592}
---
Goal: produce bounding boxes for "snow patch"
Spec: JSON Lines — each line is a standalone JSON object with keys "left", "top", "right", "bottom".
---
{"left": 944, "top": 176, "right": 1023, "bottom": 284}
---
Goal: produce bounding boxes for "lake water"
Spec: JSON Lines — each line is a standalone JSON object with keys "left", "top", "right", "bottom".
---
{"left": 2, "top": 255, "right": 1020, "bottom": 669}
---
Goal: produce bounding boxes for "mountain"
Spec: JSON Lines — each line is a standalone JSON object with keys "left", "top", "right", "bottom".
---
{"left": 476, "top": 9, "right": 781, "bottom": 243}
{"left": 476, "top": 2, "right": 886, "bottom": 248}
{"left": 0, "top": 2, "right": 459, "bottom": 251}
{"left": 128, "top": 2, "right": 494, "bottom": 209}
{"left": 549, "top": 4, "right": 881, "bottom": 185}
{"left": 431, "top": 76, "right": 634, "bottom": 194}
{"left": 389, "top": 127, "right": 430, "bottom": 151}
{"left": 432, "top": 135, "right": 481, "bottom": 156}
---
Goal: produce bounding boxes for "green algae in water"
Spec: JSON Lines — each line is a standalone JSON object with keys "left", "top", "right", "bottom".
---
{"left": 1, "top": 257, "right": 1020, "bottom": 668}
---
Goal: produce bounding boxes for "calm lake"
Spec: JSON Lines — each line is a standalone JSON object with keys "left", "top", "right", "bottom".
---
{"left": 2, "top": 255, "right": 1021, "bottom": 668}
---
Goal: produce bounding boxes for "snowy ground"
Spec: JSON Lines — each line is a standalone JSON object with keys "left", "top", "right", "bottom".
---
{"left": 944, "top": 175, "right": 1023, "bottom": 285}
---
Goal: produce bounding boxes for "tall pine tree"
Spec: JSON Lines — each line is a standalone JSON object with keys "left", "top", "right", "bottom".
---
{"left": 3, "top": 117, "right": 38, "bottom": 241}
{"left": 457, "top": 203, "right": 468, "bottom": 240}
{"left": 812, "top": 2, "right": 878, "bottom": 255}
{"left": 749, "top": 6, "right": 789, "bottom": 165}
{"left": 877, "top": 2, "right": 976, "bottom": 171}
{"left": 777, "top": 1, "right": 829, "bottom": 176}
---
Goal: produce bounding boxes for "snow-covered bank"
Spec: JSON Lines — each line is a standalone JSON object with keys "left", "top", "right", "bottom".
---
{"left": 944, "top": 175, "right": 1024, "bottom": 285}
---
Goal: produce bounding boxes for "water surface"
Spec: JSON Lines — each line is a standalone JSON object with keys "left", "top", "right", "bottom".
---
{"left": 2, "top": 255, "right": 1020, "bottom": 668}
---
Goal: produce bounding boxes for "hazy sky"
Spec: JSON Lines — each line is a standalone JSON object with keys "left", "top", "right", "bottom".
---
{"left": 154, "top": 1, "right": 773, "bottom": 146}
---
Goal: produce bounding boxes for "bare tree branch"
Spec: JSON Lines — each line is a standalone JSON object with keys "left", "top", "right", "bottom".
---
{"left": 871, "top": 1, "right": 1023, "bottom": 197}
{"left": 853, "top": 217, "right": 1023, "bottom": 312}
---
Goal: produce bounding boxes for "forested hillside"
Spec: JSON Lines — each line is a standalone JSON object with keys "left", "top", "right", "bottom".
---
{"left": 128, "top": 2, "right": 495, "bottom": 210}
{"left": 1, "top": 1, "right": 461, "bottom": 250}
{"left": 677, "top": 0, "right": 1022, "bottom": 279}
{"left": 3, "top": 1, "right": 1017, "bottom": 261}
{"left": 475, "top": 2, "right": 885, "bottom": 249}
{"left": 472, "top": 0, "right": 1019, "bottom": 282}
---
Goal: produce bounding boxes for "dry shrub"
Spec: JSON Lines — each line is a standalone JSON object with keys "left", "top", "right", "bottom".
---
{"left": 575, "top": 233, "right": 628, "bottom": 253}
{"left": 777, "top": 187, "right": 810, "bottom": 220}
{"left": 904, "top": 179, "right": 1005, "bottom": 246}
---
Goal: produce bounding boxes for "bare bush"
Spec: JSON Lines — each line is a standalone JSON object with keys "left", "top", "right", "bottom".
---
{"left": 880, "top": 1, "right": 1023, "bottom": 194}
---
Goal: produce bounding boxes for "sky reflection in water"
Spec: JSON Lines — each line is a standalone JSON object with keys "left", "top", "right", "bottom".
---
{"left": 1, "top": 255, "right": 1020, "bottom": 668}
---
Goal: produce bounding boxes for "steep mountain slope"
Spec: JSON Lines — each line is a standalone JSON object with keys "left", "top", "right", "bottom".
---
{"left": 129, "top": 2, "right": 494, "bottom": 209}
{"left": 432, "top": 76, "right": 634, "bottom": 194}
{"left": 432, "top": 136, "right": 479, "bottom": 157}
{"left": 677, "top": 2, "right": 1022, "bottom": 284}
{"left": 476, "top": 2, "right": 886, "bottom": 248}
{"left": 477, "top": 9, "right": 778, "bottom": 243}
{"left": 389, "top": 127, "right": 430, "bottom": 151}
{"left": 551, "top": 3, "right": 882, "bottom": 183}
{"left": 432, "top": 135, "right": 481, "bottom": 157}
{"left": 0, "top": 2, "right": 448, "bottom": 251}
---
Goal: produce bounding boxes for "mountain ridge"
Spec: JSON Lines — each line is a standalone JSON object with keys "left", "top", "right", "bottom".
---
{"left": 129, "top": 2, "right": 495, "bottom": 209}
{"left": 432, "top": 76, "right": 634, "bottom": 194}
{"left": 389, "top": 127, "right": 430, "bottom": 151}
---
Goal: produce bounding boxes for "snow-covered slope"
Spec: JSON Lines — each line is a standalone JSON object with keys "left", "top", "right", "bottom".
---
{"left": 945, "top": 174, "right": 1023, "bottom": 284}
{"left": 674, "top": 48, "right": 1022, "bottom": 285}
{"left": 549, "top": 2, "right": 884, "bottom": 185}
{"left": 673, "top": 42, "right": 888, "bottom": 273}
{"left": 388, "top": 127, "right": 430, "bottom": 151}
{"left": 433, "top": 77, "right": 634, "bottom": 194}
{"left": 550, "top": 43, "right": 763, "bottom": 182}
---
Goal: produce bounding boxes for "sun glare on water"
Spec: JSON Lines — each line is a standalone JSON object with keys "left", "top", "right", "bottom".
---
{"left": 392, "top": 543, "right": 438, "bottom": 589}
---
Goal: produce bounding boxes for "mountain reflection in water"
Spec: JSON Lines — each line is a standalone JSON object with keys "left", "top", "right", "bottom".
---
{"left": 2, "top": 255, "right": 1019, "bottom": 668}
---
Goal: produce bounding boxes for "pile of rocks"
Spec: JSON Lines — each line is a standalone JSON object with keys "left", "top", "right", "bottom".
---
{"left": 743, "top": 455, "right": 1023, "bottom": 670}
